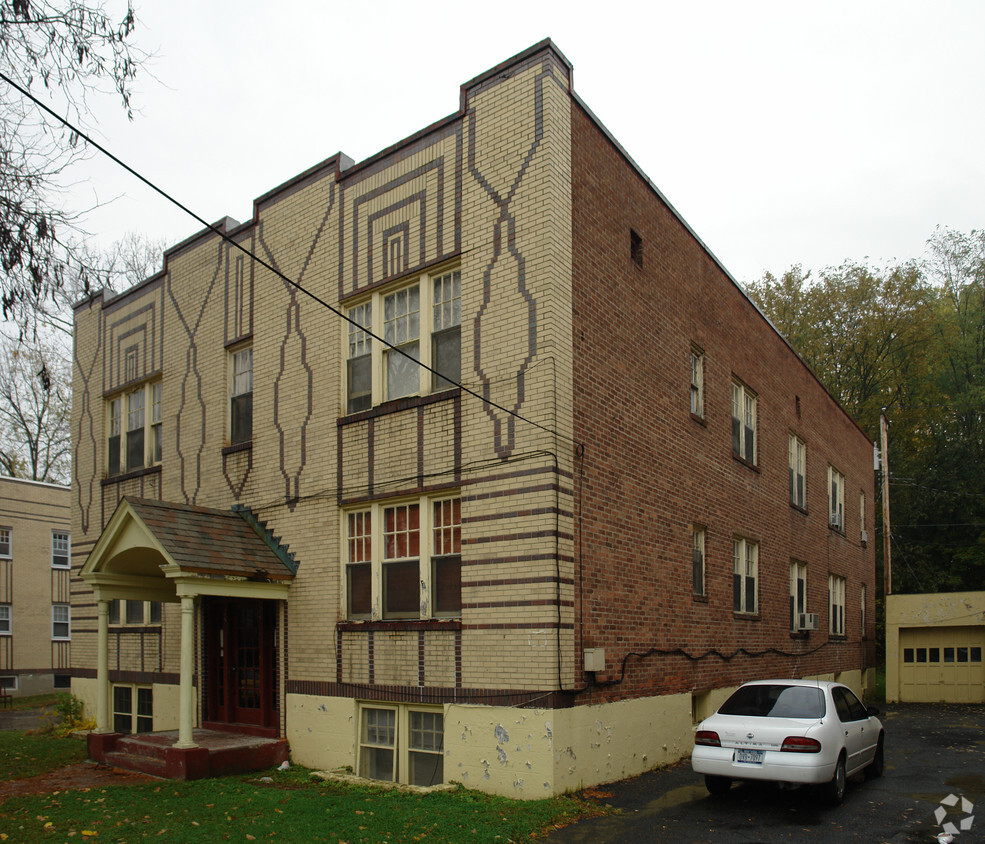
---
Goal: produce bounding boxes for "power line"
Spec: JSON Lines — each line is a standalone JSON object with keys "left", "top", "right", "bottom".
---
{"left": 0, "top": 70, "right": 578, "bottom": 450}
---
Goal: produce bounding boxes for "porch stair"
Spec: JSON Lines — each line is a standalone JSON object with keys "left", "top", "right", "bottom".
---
{"left": 89, "top": 729, "right": 289, "bottom": 781}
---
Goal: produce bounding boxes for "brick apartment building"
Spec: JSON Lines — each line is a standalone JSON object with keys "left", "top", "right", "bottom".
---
{"left": 70, "top": 40, "right": 876, "bottom": 795}
{"left": 0, "top": 476, "right": 72, "bottom": 697}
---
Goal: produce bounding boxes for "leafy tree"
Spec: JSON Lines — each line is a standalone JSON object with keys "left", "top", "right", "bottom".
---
{"left": 0, "top": 0, "right": 147, "bottom": 333}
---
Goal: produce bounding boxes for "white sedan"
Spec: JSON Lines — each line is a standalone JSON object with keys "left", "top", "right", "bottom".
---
{"left": 691, "top": 679, "right": 884, "bottom": 804}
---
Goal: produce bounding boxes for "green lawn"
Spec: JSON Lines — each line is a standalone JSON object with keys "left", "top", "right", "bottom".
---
{"left": 0, "top": 732, "right": 601, "bottom": 842}
{"left": 0, "top": 730, "right": 87, "bottom": 780}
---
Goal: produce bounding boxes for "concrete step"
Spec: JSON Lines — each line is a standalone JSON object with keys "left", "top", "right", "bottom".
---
{"left": 103, "top": 750, "right": 168, "bottom": 778}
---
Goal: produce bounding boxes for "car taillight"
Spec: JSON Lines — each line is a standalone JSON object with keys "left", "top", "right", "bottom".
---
{"left": 780, "top": 736, "right": 822, "bottom": 753}
{"left": 695, "top": 730, "right": 721, "bottom": 747}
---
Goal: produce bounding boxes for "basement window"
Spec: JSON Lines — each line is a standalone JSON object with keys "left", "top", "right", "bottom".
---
{"left": 357, "top": 704, "right": 444, "bottom": 787}
{"left": 113, "top": 685, "right": 153, "bottom": 734}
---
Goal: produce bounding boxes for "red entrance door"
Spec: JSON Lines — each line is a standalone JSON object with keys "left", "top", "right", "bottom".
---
{"left": 204, "top": 598, "right": 278, "bottom": 736}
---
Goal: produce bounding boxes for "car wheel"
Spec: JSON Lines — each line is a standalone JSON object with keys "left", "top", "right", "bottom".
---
{"left": 705, "top": 774, "right": 732, "bottom": 795}
{"left": 823, "top": 754, "right": 847, "bottom": 805}
{"left": 865, "top": 735, "right": 884, "bottom": 780}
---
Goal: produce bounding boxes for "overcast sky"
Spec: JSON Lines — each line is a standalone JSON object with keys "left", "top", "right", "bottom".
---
{"left": 65, "top": 0, "right": 985, "bottom": 286}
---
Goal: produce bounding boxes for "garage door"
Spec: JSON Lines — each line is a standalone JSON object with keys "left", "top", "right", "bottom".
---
{"left": 900, "top": 626, "right": 985, "bottom": 703}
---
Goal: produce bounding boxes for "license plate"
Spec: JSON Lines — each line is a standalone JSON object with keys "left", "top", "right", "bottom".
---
{"left": 736, "top": 749, "right": 764, "bottom": 764}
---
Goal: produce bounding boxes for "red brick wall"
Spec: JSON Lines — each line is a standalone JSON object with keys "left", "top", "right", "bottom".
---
{"left": 570, "top": 102, "right": 876, "bottom": 703}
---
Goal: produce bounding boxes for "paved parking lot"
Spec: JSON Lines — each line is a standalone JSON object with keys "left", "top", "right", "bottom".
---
{"left": 546, "top": 703, "right": 985, "bottom": 843}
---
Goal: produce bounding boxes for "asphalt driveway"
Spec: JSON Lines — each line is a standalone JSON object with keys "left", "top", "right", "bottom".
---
{"left": 546, "top": 703, "right": 985, "bottom": 844}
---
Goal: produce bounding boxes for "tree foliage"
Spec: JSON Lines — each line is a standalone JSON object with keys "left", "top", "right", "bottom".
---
{"left": 747, "top": 227, "right": 985, "bottom": 595}
{"left": 0, "top": 0, "right": 146, "bottom": 332}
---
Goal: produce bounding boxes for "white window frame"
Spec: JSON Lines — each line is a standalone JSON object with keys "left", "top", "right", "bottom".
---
{"left": 788, "top": 434, "right": 807, "bottom": 509}
{"left": 343, "top": 494, "right": 461, "bottom": 621}
{"left": 229, "top": 345, "right": 253, "bottom": 445}
{"left": 112, "top": 683, "right": 153, "bottom": 734}
{"left": 692, "top": 525, "right": 706, "bottom": 596}
{"left": 52, "top": 603, "right": 70, "bottom": 640}
{"left": 690, "top": 348, "right": 704, "bottom": 417}
{"left": 828, "top": 574, "right": 846, "bottom": 636}
{"left": 732, "top": 537, "right": 758, "bottom": 614}
{"left": 731, "top": 380, "right": 757, "bottom": 464}
{"left": 0, "top": 676, "right": 17, "bottom": 691}
{"left": 828, "top": 466, "right": 845, "bottom": 530}
{"left": 357, "top": 703, "right": 445, "bottom": 787}
{"left": 343, "top": 266, "right": 461, "bottom": 413}
{"left": 52, "top": 531, "right": 70, "bottom": 568}
{"left": 859, "top": 491, "right": 866, "bottom": 542}
{"left": 860, "top": 583, "right": 867, "bottom": 639}
{"left": 106, "top": 381, "right": 162, "bottom": 475}
{"left": 108, "top": 599, "right": 162, "bottom": 626}
{"left": 790, "top": 561, "right": 807, "bottom": 631}
{"left": 0, "top": 527, "right": 9, "bottom": 558}
{"left": 0, "top": 604, "right": 10, "bottom": 635}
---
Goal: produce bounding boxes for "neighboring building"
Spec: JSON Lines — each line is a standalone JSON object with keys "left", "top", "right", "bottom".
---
{"left": 0, "top": 476, "right": 72, "bottom": 697}
{"left": 71, "top": 40, "right": 876, "bottom": 795}
{"left": 886, "top": 592, "right": 985, "bottom": 703}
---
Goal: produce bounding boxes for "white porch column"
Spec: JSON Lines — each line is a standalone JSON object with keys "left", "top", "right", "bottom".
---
{"left": 95, "top": 599, "right": 111, "bottom": 733}
{"left": 175, "top": 594, "right": 197, "bottom": 748}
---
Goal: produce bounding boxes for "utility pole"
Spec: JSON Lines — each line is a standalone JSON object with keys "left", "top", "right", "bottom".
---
{"left": 880, "top": 411, "right": 891, "bottom": 596}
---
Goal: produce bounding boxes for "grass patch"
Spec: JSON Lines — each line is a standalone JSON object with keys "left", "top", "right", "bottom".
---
{"left": 4, "top": 693, "right": 60, "bottom": 712}
{"left": 0, "top": 730, "right": 87, "bottom": 781}
{"left": 0, "top": 772, "right": 598, "bottom": 842}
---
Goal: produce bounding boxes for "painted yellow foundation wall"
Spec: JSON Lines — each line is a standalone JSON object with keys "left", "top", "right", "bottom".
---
{"left": 285, "top": 694, "right": 356, "bottom": 772}
{"left": 74, "top": 677, "right": 186, "bottom": 733}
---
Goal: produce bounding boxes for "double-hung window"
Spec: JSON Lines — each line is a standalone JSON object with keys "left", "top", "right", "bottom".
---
{"left": 230, "top": 346, "right": 253, "bottom": 444}
{"left": 731, "top": 381, "right": 757, "bottom": 463}
{"left": 108, "top": 600, "right": 162, "bottom": 626}
{"left": 0, "top": 604, "right": 10, "bottom": 634}
{"left": 52, "top": 532, "right": 70, "bottom": 568}
{"left": 790, "top": 561, "right": 807, "bottom": 631}
{"left": 789, "top": 434, "right": 806, "bottom": 509}
{"left": 692, "top": 525, "right": 706, "bottom": 596}
{"left": 52, "top": 603, "right": 70, "bottom": 640}
{"left": 345, "top": 495, "right": 462, "bottom": 621}
{"left": 0, "top": 528, "right": 9, "bottom": 558}
{"left": 828, "top": 574, "right": 846, "bottom": 635}
{"left": 828, "top": 466, "right": 845, "bottom": 530}
{"left": 344, "top": 267, "right": 461, "bottom": 412}
{"left": 732, "top": 538, "right": 758, "bottom": 614}
{"left": 107, "top": 382, "right": 162, "bottom": 475}
{"left": 113, "top": 685, "right": 153, "bottom": 734}
{"left": 690, "top": 349, "right": 704, "bottom": 417}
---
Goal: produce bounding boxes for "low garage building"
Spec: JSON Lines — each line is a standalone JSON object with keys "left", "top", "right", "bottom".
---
{"left": 886, "top": 591, "right": 985, "bottom": 703}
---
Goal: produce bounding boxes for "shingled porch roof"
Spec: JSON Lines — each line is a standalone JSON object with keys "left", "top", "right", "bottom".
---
{"left": 121, "top": 497, "right": 297, "bottom": 580}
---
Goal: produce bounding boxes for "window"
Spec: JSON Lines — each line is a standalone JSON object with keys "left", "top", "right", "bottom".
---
{"left": 346, "top": 302, "right": 372, "bottom": 413}
{"left": 0, "top": 677, "right": 16, "bottom": 691}
{"left": 731, "top": 381, "right": 757, "bottom": 463}
{"left": 788, "top": 434, "right": 806, "bottom": 509}
{"left": 357, "top": 704, "right": 444, "bottom": 786}
{"left": 790, "top": 562, "right": 807, "bottom": 631}
{"left": 860, "top": 583, "right": 867, "bottom": 638}
{"left": 107, "top": 382, "right": 162, "bottom": 475}
{"left": 828, "top": 575, "right": 845, "bottom": 636}
{"left": 630, "top": 229, "right": 643, "bottom": 267}
{"left": 53, "top": 675, "right": 71, "bottom": 689}
{"left": 108, "top": 599, "right": 162, "bottom": 626}
{"left": 52, "top": 604, "right": 70, "bottom": 640}
{"left": 345, "top": 495, "right": 462, "bottom": 621}
{"left": 52, "top": 531, "right": 70, "bottom": 568}
{"left": 230, "top": 346, "right": 253, "bottom": 444}
{"left": 344, "top": 267, "right": 461, "bottom": 412}
{"left": 732, "top": 538, "right": 758, "bottom": 614}
{"left": 692, "top": 526, "right": 706, "bottom": 596}
{"left": 859, "top": 491, "right": 866, "bottom": 542}
{"left": 0, "top": 604, "right": 10, "bottom": 634}
{"left": 0, "top": 527, "right": 9, "bottom": 557}
{"left": 113, "top": 685, "right": 153, "bottom": 734}
{"left": 151, "top": 382, "right": 163, "bottom": 463}
{"left": 690, "top": 349, "right": 704, "bottom": 417}
{"left": 828, "top": 466, "right": 845, "bottom": 530}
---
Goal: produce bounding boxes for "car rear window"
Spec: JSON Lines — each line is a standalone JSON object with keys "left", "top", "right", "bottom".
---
{"left": 719, "top": 685, "right": 826, "bottom": 718}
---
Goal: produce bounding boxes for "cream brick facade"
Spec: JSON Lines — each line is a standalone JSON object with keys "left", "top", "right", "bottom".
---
{"left": 0, "top": 477, "right": 71, "bottom": 696}
{"left": 71, "top": 40, "right": 875, "bottom": 797}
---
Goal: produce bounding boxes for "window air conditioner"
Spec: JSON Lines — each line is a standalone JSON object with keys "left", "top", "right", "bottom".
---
{"left": 798, "top": 613, "right": 820, "bottom": 632}
{"left": 861, "top": 529, "right": 868, "bottom": 544}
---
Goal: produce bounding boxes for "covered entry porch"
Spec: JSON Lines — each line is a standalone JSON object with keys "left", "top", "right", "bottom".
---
{"left": 80, "top": 497, "right": 297, "bottom": 779}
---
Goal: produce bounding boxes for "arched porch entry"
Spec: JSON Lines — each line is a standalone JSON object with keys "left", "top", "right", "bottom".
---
{"left": 80, "top": 497, "right": 296, "bottom": 759}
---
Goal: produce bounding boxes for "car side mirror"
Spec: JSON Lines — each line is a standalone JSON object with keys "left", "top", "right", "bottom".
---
{"left": 866, "top": 705, "right": 880, "bottom": 717}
